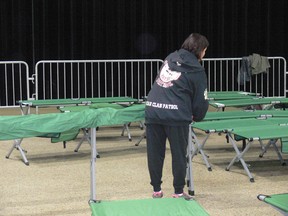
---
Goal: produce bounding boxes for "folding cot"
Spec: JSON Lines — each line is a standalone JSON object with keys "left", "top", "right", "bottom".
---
{"left": 0, "top": 105, "right": 208, "bottom": 215}
{"left": 208, "top": 91, "right": 260, "bottom": 100}
{"left": 191, "top": 112, "right": 288, "bottom": 182}
{"left": 89, "top": 126, "right": 207, "bottom": 216}
{"left": 257, "top": 193, "right": 288, "bottom": 215}
{"left": 5, "top": 104, "right": 145, "bottom": 165}
{"left": 204, "top": 109, "right": 288, "bottom": 121}
{"left": 18, "top": 96, "right": 139, "bottom": 114}
{"left": 209, "top": 97, "right": 288, "bottom": 111}
{"left": 58, "top": 103, "right": 145, "bottom": 153}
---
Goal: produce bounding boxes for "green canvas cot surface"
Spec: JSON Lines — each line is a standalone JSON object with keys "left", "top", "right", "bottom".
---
{"left": 192, "top": 116, "right": 288, "bottom": 181}
{"left": 204, "top": 110, "right": 288, "bottom": 121}
{"left": 193, "top": 117, "right": 288, "bottom": 133}
{"left": 50, "top": 128, "right": 80, "bottom": 143}
{"left": 193, "top": 117, "right": 288, "bottom": 148}
{"left": 90, "top": 198, "right": 210, "bottom": 216}
{"left": 56, "top": 103, "right": 136, "bottom": 142}
{"left": 208, "top": 91, "right": 258, "bottom": 100}
{"left": 18, "top": 97, "right": 138, "bottom": 107}
{"left": 0, "top": 104, "right": 145, "bottom": 141}
{"left": 58, "top": 103, "right": 127, "bottom": 113}
{"left": 258, "top": 193, "right": 288, "bottom": 213}
{"left": 281, "top": 137, "right": 288, "bottom": 153}
{"left": 228, "top": 123, "right": 288, "bottom": 141}
{"left": 209, "top": 97, "right": 288, "bottom": 108}
{"left": 208, "top": 91, "right": 257, "bottom": 95}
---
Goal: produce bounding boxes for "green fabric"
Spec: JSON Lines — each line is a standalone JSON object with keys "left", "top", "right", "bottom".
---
{"left": 58, "top": 106, "right": 90, "bottom": 112}
{"left": 263, "top": 194, "right": 288, "bottom": 212}
{"left": 37, "top": 133, "right": 60, "bottom": 138}
{"left": 56, "top": 103, "right": 131, "bottom": 142}
{"left": 208, "top": 95, "right": 255, "bottom": 100}
{"left": 204, "top": 110, "right": 288, "bottom": 121}
{"left": 209, "top": 97, "right": 288, "bottom": 108}
{"left": 59, "top": 103, "right": 127, "bottom": 113}
{"left": 281, "top": 137, "right": 288, "bottom": 153}
{"left": 193, "top": 117, "right": 280, "bottom": 132}
{"left": 90, "top": 198, "right": 209, "bottom": 216}
{"left": 208, "top": 91, "right": 257, "bottom": 95}
{"left": 229, "top": 123, "right": 288, "bottom": 141}
{"left": 208, "top": 91, "right": 257, "bottom": 100}
{"left": 19, "top": 97, "right": 138, "bottom": 107}
{"left": 0, "top": 104, "right": 145, "bottom": 140}
{"left": 193, "top": 117, "right": 288, "bottom": 150}
{"left": 89, "top": 103, "right": 127, "bottom": 109}
{"left": 51, "top": 128, "right": 80, "bottom": 143}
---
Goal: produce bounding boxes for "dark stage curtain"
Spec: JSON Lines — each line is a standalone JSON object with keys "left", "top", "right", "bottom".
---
{"left": 0, "top": 0, "right": 287, "bottom": 67}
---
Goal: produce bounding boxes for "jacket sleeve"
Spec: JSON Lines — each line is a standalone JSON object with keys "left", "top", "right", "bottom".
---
{"left": 191, "top": 72, "right": 209, "bottom": 122}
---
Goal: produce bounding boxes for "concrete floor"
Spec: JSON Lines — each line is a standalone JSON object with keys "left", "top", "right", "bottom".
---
{"left": 0, "top": 108, "right": 287, "bottom": 216}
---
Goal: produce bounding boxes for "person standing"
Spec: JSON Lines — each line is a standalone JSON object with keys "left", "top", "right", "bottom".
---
{"left": 145, "top": 33, "right": 209, "bottom": 199}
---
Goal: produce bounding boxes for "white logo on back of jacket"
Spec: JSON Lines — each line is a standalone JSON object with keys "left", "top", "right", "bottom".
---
{"left": 156, "top": 61, "right": 181, "bottom": 88}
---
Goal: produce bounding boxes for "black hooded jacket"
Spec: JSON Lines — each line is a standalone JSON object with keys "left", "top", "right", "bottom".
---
{"left": 145, "top": 49, "right": 209, "bottom": 126}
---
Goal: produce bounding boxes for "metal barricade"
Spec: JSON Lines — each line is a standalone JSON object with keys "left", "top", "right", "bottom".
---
{"left": 0, "top": 61, "right": 31, "bottom": 108}
{"left": 34, "top": 59, "right": 163, "bottom": 100}
{"left": 202, "top": 57, "right": 287, "bottom": 97}
{"left": 2, "top": 57, "right": 287, "bottom": 108}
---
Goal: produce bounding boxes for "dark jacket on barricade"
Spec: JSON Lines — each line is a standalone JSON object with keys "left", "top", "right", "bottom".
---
{"left": 238, "top": 53, "right": 270, "bottom": 85}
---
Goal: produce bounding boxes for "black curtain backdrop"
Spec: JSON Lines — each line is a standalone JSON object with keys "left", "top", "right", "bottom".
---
{"left": 0, "top": 0, "right": 287, "bottom": 70}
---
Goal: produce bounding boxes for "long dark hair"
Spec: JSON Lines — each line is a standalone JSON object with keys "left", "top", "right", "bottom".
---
{"left": 181, "top": 33, "right": 209, "bottom": 59}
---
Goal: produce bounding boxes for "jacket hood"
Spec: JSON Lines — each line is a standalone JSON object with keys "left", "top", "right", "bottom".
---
{"left": 167, "top": 49, "right": 203, "bottom": 73}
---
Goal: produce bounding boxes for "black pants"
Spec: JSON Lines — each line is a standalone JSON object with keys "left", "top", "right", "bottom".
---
{"left": 146, "top": 123, "right": 189, "bottom": 194}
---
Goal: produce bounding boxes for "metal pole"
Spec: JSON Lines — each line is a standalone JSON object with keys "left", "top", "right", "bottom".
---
{"left": 90, "top": 127, "right": 97, "bottom": 202}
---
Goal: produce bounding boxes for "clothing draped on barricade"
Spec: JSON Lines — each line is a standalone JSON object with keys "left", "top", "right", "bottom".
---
{"left": 238, "top": 53, "right": 270, "bottom": 85}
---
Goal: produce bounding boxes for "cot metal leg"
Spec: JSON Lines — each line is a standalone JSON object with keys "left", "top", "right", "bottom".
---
{"left": 270, "top": 139, "right": 286, "bottom": 165}
{"left": 89, "top": 127, "right": 98, "bottom": 203}
{"left": 74, "top": 129, "right": 90, "bottom": 152}
{"left": 186, "top": 126, "right": 195, "bottom": 196}
{"left": 191, "top": 130, "right": 212, "bottom": 171}
{"left": 139, "top": 121, "right": 145, "bottom": 130}
{"left": 135, "top": 124, "right": 146, "bottom": 146}
{"left": 75, "top": 129, "right": 100, "bottom": 158}
{"left": 226, "top": 134, "right": 254, "bottom": 182}
{"left": 135, "top": 131, "right": 146, "bottom": 146}
{"left": 20, "top": 104, "right": 30, "bottom": 115}
{"left": 259, "top": 139, "right": 275, "bottom": 157}
{"left": 259, "top": 139, "right": 285, "bottom": 165}
{"left": 258, "top": 140, "right": 268, "bottom": 157}
{"left": 121, "top": 123, "right": 132, "bottom": 141}
{"left": 6, "top": 139, "right": 29, "bottom": 166}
